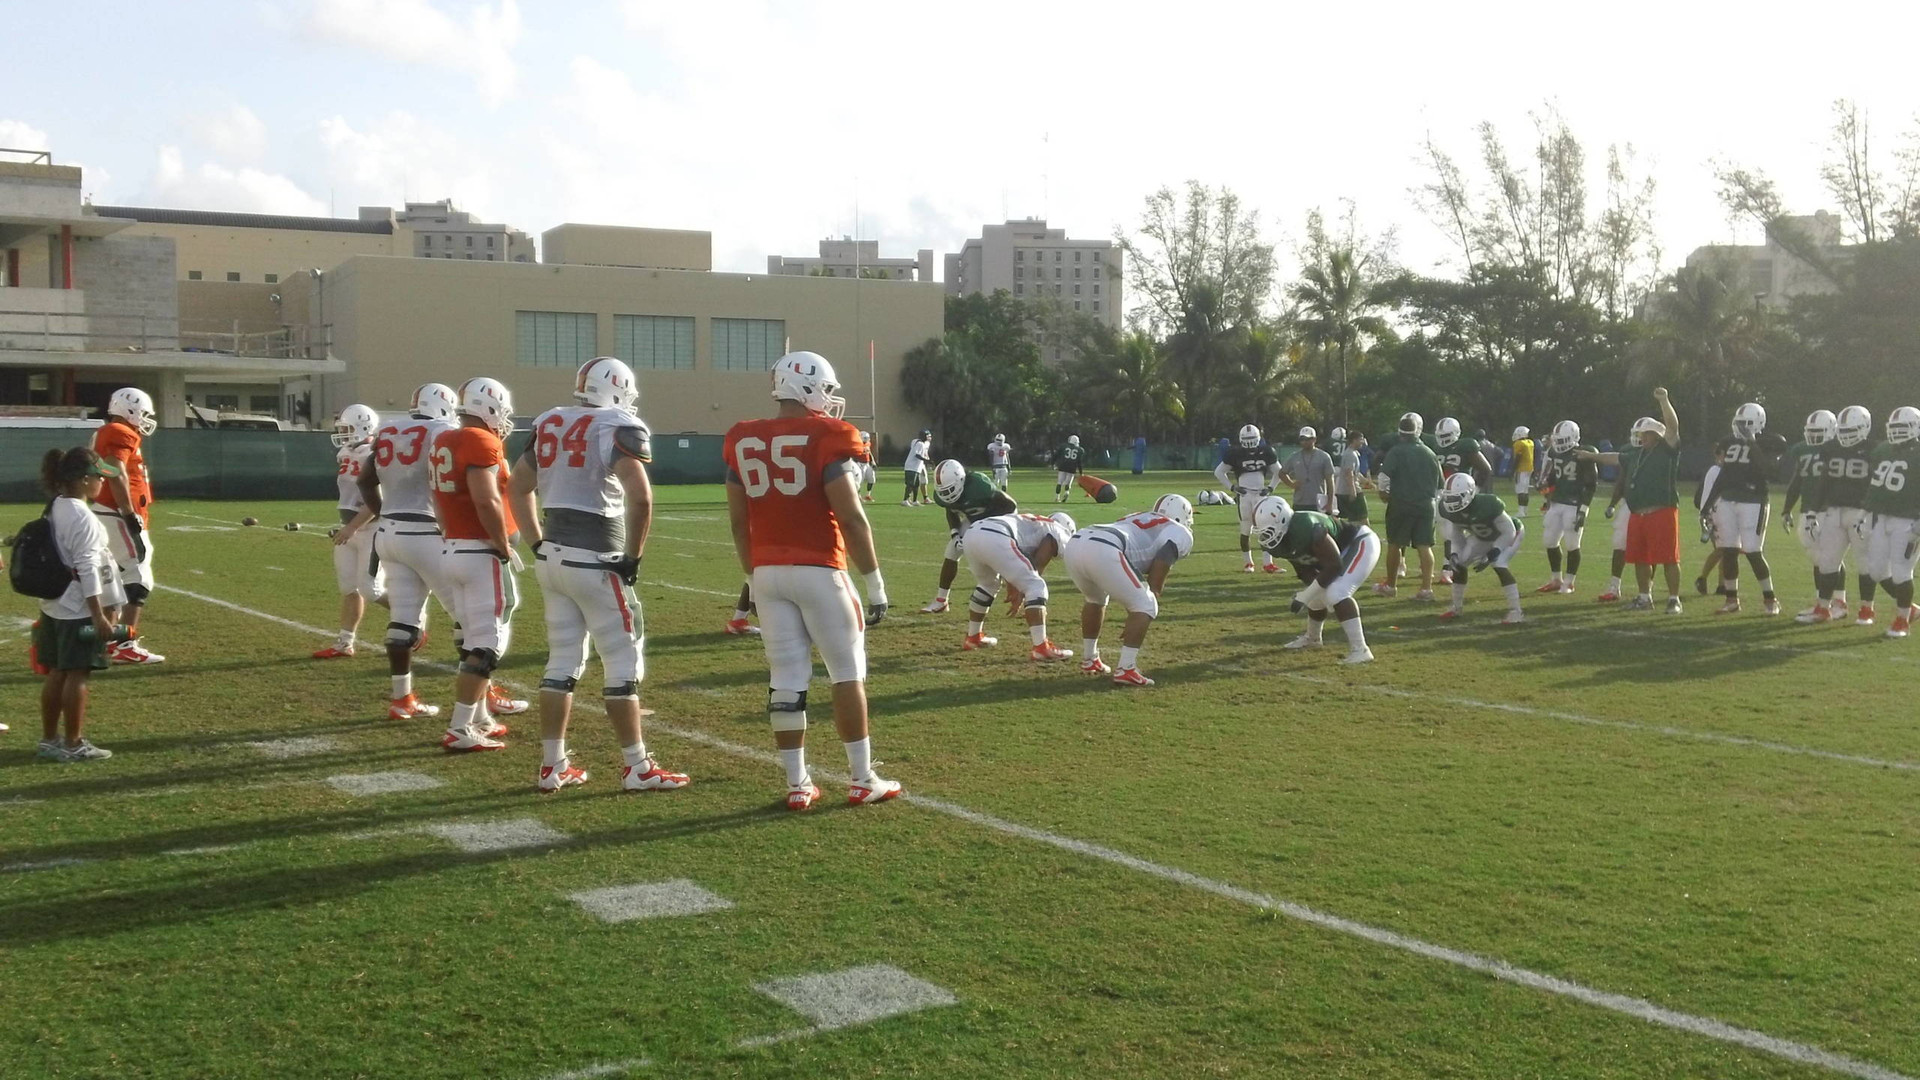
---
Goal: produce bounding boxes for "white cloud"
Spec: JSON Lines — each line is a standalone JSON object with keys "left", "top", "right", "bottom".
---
{"left": 305, "top": 0, "right": 521, "bottom": 107}
{"left": 318, "top": 111, "right": 497, "bottom": 213}
{"left": 149, "top": 146, "right": 328, "bottom": 216}
{"left": 0, "top": 118, "right": 52, "bottom": 154}
{"left": 195, "top": 105, "right": 268, "bottom": 164}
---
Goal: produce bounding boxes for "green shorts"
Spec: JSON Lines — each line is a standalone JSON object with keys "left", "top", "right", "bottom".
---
{"left": 1384, "top": 499, "right": 1435, "bottom": 548}
{"left": 33, "top": 615, "right": 108, "bottom": 673}
{"left": 1336, "top": 492, "right": 1370, "bottom": 523}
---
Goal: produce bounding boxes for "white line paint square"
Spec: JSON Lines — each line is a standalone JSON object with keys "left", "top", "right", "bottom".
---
{"left": 326, "top": 772, "right": 446, "bottom": 796}
{"left": 249, "top": 735, "right": 338, "bottom": 759}
{"left": 424, "top": 817, "right": 569, "bottom": 853}
{"left": 568, "top": 879, "right": 733, "bottom": 924}
{"left": 754, "top": 964, "right": 957, "bottom": 1031}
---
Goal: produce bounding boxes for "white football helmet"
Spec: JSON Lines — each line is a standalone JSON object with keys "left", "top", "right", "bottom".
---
{"left": 1434, "top": 417, "right": 1461, "bottom": 448}
{"left": 1399, "top": 411, "right": 1423, "bottom": 436}
{"left": 1887, "top": 406, "right": 1920, "bottom": 444}
{"left": 458, "top": 377, "right": 515, "bottom": 437}
{"left": 1251, "top": 495, "right": 1294, "bottom": 550}
{"left": 994, "top": 433, "right": 1006, "bottom": 445}
{"left": 1836, "top": 405, "right": 1872, "bottom": 447}
{"left": 1239, "top": 424, "right": 1262, "bottom": 448}
{"left": 1440, "top": 471, "right": 1478, "bottom": 513}
{"left": 1046, "top": 510, "right": 1077, "bottom": 547}
{"left": 331, "top": 403, "right": 378, "bottom": 447}
{"left": 769, "top": 351, "right": 845, "bottom": 418}
{"left": 1803, "top": 409, "right": 1838, "bottom": 446}
{"left": 1550, "top": 420, "right": 1581, "bottom": 454}
{"left": 1067, "top": 434, "right": 1080, "bottom": 447}
{"left": 575, "top": 356, "right": 638, "bottom": 412}
{"left": 1152, "top": 493, "right": 1194, "bottom": 529}
{"left": 410, "top": 382, "right": 457, "bottom": 422}
{"left": 108, "top": 387, "right": 157, "bottom": 436}
{"left": 1631, "top": 416, "right": 1666, "bottom": 446}
{"left": 933, "top": 459, "right": 967, "bottom": 502}
{"left": 1732, "top": 402, "right": 1766, "bottom": 439}
{"left": 1512, "top": 426, "right": 1530, "bottom": 441}
{"left": 1329, "top": 426, "right": 1346, "bottom": 443}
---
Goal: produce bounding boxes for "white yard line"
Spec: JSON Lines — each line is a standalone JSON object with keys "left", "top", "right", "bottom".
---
{"left": 534, "top": 1059, "right": 649, "bottom": 1080}
{"left": 156, "top": 582, "right": 1918, "bottom": 1080}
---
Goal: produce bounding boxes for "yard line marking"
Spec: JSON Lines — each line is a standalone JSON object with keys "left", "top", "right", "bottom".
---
{"left": 745, "top": 964, "right": 956, "bottom": 1045}
{"left": 248, "top": 735, "right": 339, "bottom": 759}
{"left": 650, "top": 581, "right": 736, "bottom": 599}
{"left": 650, "top": 533, "right": 732, "bottom": 547}
{"left": 164, "top": 584, "right": 1920, "bottom": 1080}
{"left": 325, "top": 772, "right": 446, "bottom": 796}
{"left": 422, "top": 817, "right": 569, "bottom": 853}
{"left": 163, "top": 844, "right": 244, "bottom": 857}
{"left": 567, "top": 880, "right": 733, "bottom": 924}
{"left": 534, "top": 1059, "right": 649, "bottom": 1080}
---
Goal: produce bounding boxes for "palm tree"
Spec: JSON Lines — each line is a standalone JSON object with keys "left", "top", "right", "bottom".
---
{"left": 1200, "top": 324, "right": 1313, "bottom": 432}
{"left": 1290, "top": 247, "right": 1391, "bottom": 429}
{"left": 1062, "top": 331, "right": 1184, "bottom": 443}
{"left": 1634, "top": 258, "right": 1765, "bottom": 426}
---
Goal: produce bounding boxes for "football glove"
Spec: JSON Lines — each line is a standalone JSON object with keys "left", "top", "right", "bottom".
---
{"left": 864, "top": 601, "right": 889, "bottom": 627}
{"left": 1472, "top": 551, "right": 1498, "bottom": 572}
{"left": 599, "top": 554, "right": 642, "bottom": 586}
{"left": 124, "top": 513, "right": 148, "bottom": 561}
{"left": 1573, "top": 507, "right": 1588, "bottom": 529}
{"left": 1603, "top": 504, "right": 1616, "bottom": 520}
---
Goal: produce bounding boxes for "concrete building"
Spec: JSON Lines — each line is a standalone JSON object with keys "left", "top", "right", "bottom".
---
{"left": 387, "top": 199, "right": 534, "bottom": 264}
{"left": 945, "top": 218, "right": 1122, "bottom": 329}
{"left": 1683, "top": 210, "right": 1848, "bottom": 311}
{"left": 769, "top": 238, "right": 934, "bottom": 282}
{"left": 542, "top": 224, "right": 712, "bottom": 271}
{"left": 99, "top": 204, "right": 411, "bottom": 284}
{"left": 0, "top": 155, "right": 341, "bottom": 426}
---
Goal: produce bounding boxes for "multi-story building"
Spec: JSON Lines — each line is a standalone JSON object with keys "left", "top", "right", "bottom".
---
{"left": 389, "top": 199, "right": 534, "bottom": 264}
{"left": 1682, "top": 209, "right": 1847, "bottom": 311}
{"left": 944, "top": 218, "right": 1122, "bottom": 330}
{"left": 768, "top": 238, "right": 934, "bottom": 282}
{"left": 98, "top": 204, "right": 412, "bottom": 285}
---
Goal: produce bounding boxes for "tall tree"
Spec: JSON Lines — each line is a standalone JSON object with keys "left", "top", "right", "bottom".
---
{"left": 1631, "top": 257, "right": 1771, "bottom": 430}
{"left": 1288, "top": 203, "right": 1394, "bottom": 428}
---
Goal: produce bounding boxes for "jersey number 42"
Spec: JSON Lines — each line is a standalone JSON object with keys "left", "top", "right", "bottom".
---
{"left": 735, "top": 435, "right": 810, "bottom": 497}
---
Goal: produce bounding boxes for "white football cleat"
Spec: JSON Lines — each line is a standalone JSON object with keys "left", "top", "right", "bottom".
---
{"left": 962, "top": 633, "right": 998, "bottom": 650}
{"left": 109, "top": 641, "right": 165, "bottom": 665}
{"left": 537, "top": 762, "right": 589, "bottom": 793}
{"left": 787, "top": 780, "right": 821, "bottom": 811}
{"left": 848, "top": 773, "right": 902, "bottom": 805}
{"left": 622, "top": 760, "right": 689, "bottom": 791}
{"left": 1030, "top": 640, "right": 1073, "bottom": 661}
{"left": 1501, "top": 610, "right": 1525, "bottom": 625}
{"left": 388, "top": 694, "right": 441, "bottom": 720}
{"left": 1857, "top": 603, "right": 1877, "bottom": 626}
{"left": 1371, "top": 582, "right": 1397, "bottom": 598}
{"left": 1283, "top": 632, "right": 1323, "bottom": 650}
{"left": 723, "top": 618, "right": 760, "bottom": 636}
{"left": 1112, "top": 667, "right": 1155, "bottom": 687}
{"left": 441, "top": 728, "right": 505, "bottom": 753}
{"left": 1341, "top": 647, "right": 1375, "bottom": 665}
{"left": 1242, "top": 563, "right": 1258, "bottom": 573}
{"left": 920, "top": 596, "right": 950, "bottom": 614}
{"left": 486, "top": 686, "right": 529, "bottom": 715}
{"left": 475, "top": 716, "right": 511, "bottom": 739}
{"left": 1080, "top": 657, "right": 1112, "bottom": 676}
{"left": 61, "top": 739, "right": 113, "bottom": 761}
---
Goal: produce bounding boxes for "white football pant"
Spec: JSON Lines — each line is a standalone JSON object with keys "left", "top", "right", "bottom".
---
{"left": 1446, "top": 522, "right": 1523, "bottom": 571}
{"left": 1540, "top": 502, "right": 1585, "bottom": 551}
{"left": 332, "top": 526, "right": 384, "bottom": 600}
{"left": 1867, "top": 514, "right": 1920, "bottom": 584}
{"left": 964, "top": 524, "right": 1050, "bottom": 609}
{"left": 1315, "top": 529, "right": 1382, "bottom": 606}
{"left": 752, "top": 564, "right": 868, "bottom": 688}
{"left": 376, "top": 526, "right": 453, "bottom": 636}
{"left": 1710, "top": 500, "right": 1766, "bottom": 552}
{"left": 440, "top": 541, "right": 518, "bottom": 656}
{"left": 1063, "top": 532, "right": 1158, "bottom": 617}
{"left": 536, "top": 543, "right": 643, "bottom": 690}
{"left": 1812, "top": 507, "right": 1871, "bottom": 575}
{"left": 94, "top": 509, "right": 155, "bottom": 590}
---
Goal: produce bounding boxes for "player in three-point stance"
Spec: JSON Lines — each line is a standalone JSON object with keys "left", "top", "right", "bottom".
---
{"left": 1532, "top": 420, "right": 1598, "bottom": 595}
{"left": 90, "top": 387, "right": 164, "bottom": 665}
{"left": 1254, "top": 496, "right": 1379, "bottom": 664}
{"left": 921, "top": 458, "right": 1018, "bottom": 614}
{"left": 1780, "top": 409, "right": 1838, "bottom": 622}
{"left": 348, "top": 383, "right": 460, "bottom": 720}
{"left": 1865, "top": 406, "right": 1920, "bottom": 638}
{"left": 430, "top": 377, "right": 527, "bottom": 752}
{"left": 959, "top": 510, "right": 1076, "bottom": 661}
{"left": 1436, "top": 473, "right": 1526, "bottom": 624}
{"left": 315, "top": 404, "right": 387, "bottom": 659}
{"left": 1062, "top": 493, "right": 1194, "bottom": 686}
{"left": 1216, "top": 424, "right": 1281, "bottom": 572}
{"left": 725, "top": 350, "right": 901, "bottom": 811}
{"left": 508, "top": 356, "right": 687, "bottom": 794}
{"left": 1699, "top": 403, "right": 1788, "bottom": 615}
{"left": 987, "top": 433, "right": 1012, "bottom": 490}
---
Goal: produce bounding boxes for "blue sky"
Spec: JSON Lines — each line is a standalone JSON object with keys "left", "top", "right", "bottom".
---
{"left": 7, "top": 1, "right": 1918, "bottom": 285}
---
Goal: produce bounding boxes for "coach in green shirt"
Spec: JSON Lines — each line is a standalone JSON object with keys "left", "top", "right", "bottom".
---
{"left": 1373, "top": 412, "right": 1444, "bottom": 600}
{"left": 1581, "top": 387, "right": 1683, "bottom": 613}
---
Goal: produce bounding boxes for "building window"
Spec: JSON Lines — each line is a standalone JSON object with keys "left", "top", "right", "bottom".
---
{"left": 1073, "top": 284, "right": 1081, "bottom": 295}
{"left": 1054, "top": 251, "right": 1062, "bottom": 262}
{"left": 249, "top": 395, "right": 279, "bottom": 414}
{"left": 1054, "top": 267, "right": 1061, "bottom": 279}
{"left": 486, "top": 254, "right": 495, "bottom": 261}
{"left": 1093, "top": 283, "right": 1101, "bottom": 296}
{"left": 442, "top": 235, "right": 451, "bottom": 246}
{"left": 713, "top": 317, "right": 786, "bottom": 372}
{"left": 1074, "top": 267, "right": 1082, "bottom": 278}
{"left": 1015, "top": 283, "right": 1024, "bottom": 296}
{"left": 226, "top": 271, "right": 240, "bottom": 282}
{"left": 265, "top": 273, "right": 278, "bottom": 284}
{"left": 466, "top": 236, "right": 474, "bottom": 248}
{"left": 187, "top": 270, "right": 202, "bottom": 280}
{"left": 465, "top": 254, "right": 473, "bottom": 259}
{"left": 616, "top": 314, "right": 696, "bottom": 370}
{"left": 1075, "top": 251, "right": 1083, "bottom": 263}
{"left": 1054, "top": 284, "right": 1062, "bottom": 295}
{"left": 487, "top": 236, "right": 495, "bottom": 248}
{"left": 1093, "top": 250, "right": 1103, "bottom": 262}
{"left": 1074, "top": 300, "right": 1082, "bottom": 311}
{"left": 1015, "top": 266, "right": 1023, "bottom": 279}
{"left": 515, "top": 310, "right": 597, "bottom": 368}
{"left": 1093, "top": 301, "right": 1101, "bottom": 313}
{"left": 1016, "top": 250, "right": 1024, "bottom": 262}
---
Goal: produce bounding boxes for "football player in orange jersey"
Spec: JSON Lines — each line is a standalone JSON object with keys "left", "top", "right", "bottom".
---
{"left": 91, "top": 387, "right": 164, "bottom": 664}
{"left": 724, "top": 351, "right": 901, "bottom": 812}
{"left": 430, "top": 377, "right": 527, "bottom": 752}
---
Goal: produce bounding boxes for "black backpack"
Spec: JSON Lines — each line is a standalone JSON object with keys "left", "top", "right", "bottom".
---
{"left": 8, "top": 501, "right": 74, "bottom": 601}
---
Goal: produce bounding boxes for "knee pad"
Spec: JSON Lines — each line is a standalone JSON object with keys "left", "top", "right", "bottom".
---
{"left": 1021, "top": 590, "right": 1049, "bottom": 609}
{"left": 944, "top": 536, "right": 964, "bottom": 561}
{"left": 385, "top": 622, "right": 423, "bottom": 650}
{"left": 540, "top": 676, "right": 577, "bottom": 693}
{"left": 603, "top": 680, "right": 639, "bottom": 700}
{"left": 969, "top": 586, "right": 996, "bottom": 610}
{"left": 124, "top": 583, "right": 150, "bottom": 606}
{"left": 768, "top": 688, "right": 808, "bottom": 732}
{"left": 459, "top": 648, "right": 499, "bottom": 677}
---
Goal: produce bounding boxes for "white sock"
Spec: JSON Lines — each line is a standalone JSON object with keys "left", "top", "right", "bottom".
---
{"left": 450, "top": 700, "right": 480, "bottom": 735}
{"left": 1565, "top": 575, "right": 1576, "bottom": 589}
{"left": 1550, "top": 571, "right": 1562, "bottom": 584}
{"left": 1263, "top": 554, "right": 1275, "bottom": 567}
{"left": 780, "top": 747, "right": 808, "bottom": 787}
{"left": 844, "top": 736, "right": 873, "bottom": 781}
{"left": 968, "top": 618, "right": 985, "bottom": 636}
{"left": 1609, "top": 576, "right": 1622, "bottom": 593}
{"left": 391, "top": 673, "right": 412, "bottom": 699}
{"left": 1637, "top": 591, "right": 1652, "bottom": 603}
{"left": 1451, "top": 582, "right": 1467, "bottom": 610}
{"left": 935, "top": 587, "right": 950, "bottom": 602}
{"left": 1503, "top": 583, "right": 1521, "bottom": 612}
{"left": 1758, "top": 577, "right": 1774, "bottom": 596}
{"left": 622, "top": 742, "right": 647, "bottom": 768}
{"left": 1029, "top": 623, "right": 1048, "bottom": 646}
{"left": 732, "top": 608, "right": 749, "bottom": 622}
{"left": 1243, "top": 552, "right": 1254, "bottom": 566}
{"left": 541, "top": 739, "right": 566, "bottom": 768}
{"left": 1341, "top": 616, "right": 1366, "bottom": 651}
{"left": 1119, "top": 645, "right": 1140, "bottom": 670}
{"left": 1303, "top": 619, "right": 1324, "bottom": 642}
{"left": 1083, "top": 638, "right": 1099, "bottom": 659}
{"left": 336, "top": 630, "right": 354, "bottom": 649}
{"left": 1835, "top": 590, "right": 1849, "bottom": 605}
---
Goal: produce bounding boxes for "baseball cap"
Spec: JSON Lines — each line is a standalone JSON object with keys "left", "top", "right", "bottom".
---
{"left": 1298, "top": 426, "right": 1316, "bottom": 439}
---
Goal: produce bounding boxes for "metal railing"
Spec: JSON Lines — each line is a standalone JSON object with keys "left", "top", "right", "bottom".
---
{"left": 0, "top": 308, "right": 330, "bottom": 359}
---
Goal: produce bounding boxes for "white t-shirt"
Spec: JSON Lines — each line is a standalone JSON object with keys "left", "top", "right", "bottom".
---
{"left": 1085, "top": 512, "right": 1195, "bottom": 575}
{"left": 335, "top": 443, "right": 373, "bottom": 512}
{"left": 530, "top": 405, "right": 652, "bottom": 518}
{"left": 43, "top": 495, "right": 125, "bottom": 620}
{"left": 987, "top": 440, "right": 1010, "bottom": 467}
{"left": 370, "top": 416, "right": 453, "bottom": 518}
{"left": 905, "top": 439, "right": 931, "bottom": 471}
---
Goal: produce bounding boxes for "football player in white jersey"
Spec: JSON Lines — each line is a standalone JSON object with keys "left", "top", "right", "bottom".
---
{"left": 347, "top": 384, "right": 460, "bottom": 719}
{"left": 1062, "top": 494, "right": 1195, "bottom": 686}
{"left": 315, "top": 405, "right": 387, "bottom": 659}
{"left": 508, "top": 357, "right": 688, "bottom": 794}
{"left": 987, "top": 433, "right": 1012, "bottom": 490}
{"left": 959, "top": 510, "right": 1075, "bottom": 661}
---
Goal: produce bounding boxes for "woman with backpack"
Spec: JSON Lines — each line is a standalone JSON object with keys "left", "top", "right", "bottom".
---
{"left": 31, "top": 446, "right": 126, "bottom": 761}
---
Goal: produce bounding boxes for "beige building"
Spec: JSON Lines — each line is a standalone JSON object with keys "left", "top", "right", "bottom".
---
{"left": 294, "top": 233, "right": 938, "bottom": 449}
{"left": 389, "top": 199, "right": 534, "bottom": 264}
{"left": 542, "top": 224, "right": 712, "bottom": 271}
{"left": 1683, "top": 210, "right": 1847, "bottom": 311}
{"left": 945, "top": 218, "right": 1122, "bottom": 329}
{"left": 769, "top": 238, "right": 934, "bottom": 282}
{"left": 95, "top": 204, "right": 413, "bottom": 284}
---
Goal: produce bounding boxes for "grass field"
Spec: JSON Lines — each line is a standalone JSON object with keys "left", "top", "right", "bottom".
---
{"left": 2, "top": 468, "right": 1917, "bottom": 1080}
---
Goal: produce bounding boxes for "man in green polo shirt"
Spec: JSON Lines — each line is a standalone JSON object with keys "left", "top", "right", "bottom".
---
{"left": 1372, "top": 411, "right": 1443, "bottom": 601}
{"left": 1581, "top": 387, "right": 1683, "bottom": 613}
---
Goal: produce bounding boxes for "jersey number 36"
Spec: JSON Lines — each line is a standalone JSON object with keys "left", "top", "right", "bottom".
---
{"left": 735, "top": 435, "right": 810, "bottom": 497}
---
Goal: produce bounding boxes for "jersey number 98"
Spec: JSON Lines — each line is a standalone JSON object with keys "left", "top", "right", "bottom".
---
{"left": 734, "top": 435, "right": 810, "bottom": 497}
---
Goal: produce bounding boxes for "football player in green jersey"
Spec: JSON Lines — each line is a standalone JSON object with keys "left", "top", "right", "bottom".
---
{"left": 1436, "top": 473, "right": 1525, "bottom": 624}
{"left": 1533, "top": 419, "right": 1598, "bottom": 594}
{"left": 1816, "top": 406, "right": 1878, "bottom": 623}
{"left": 1864, "top": 406, "right": 1920, "bottom": 638}
{"left": 1252, "top": 496, "right": 1381, "bottom": 663}
{"left": 1782, "top": 409, "right": 1837, "bottom": 622}
{"left": 922, "top": 459, "right": 1018, "bottom": 614}
{"left": 1698, "top": 403, "right": 1789, "bottom": 615}
{"left": 1051, "top": 435, "right": 1085, "bottom": 503}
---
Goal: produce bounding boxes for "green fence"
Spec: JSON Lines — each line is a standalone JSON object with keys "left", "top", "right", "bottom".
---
{"left": 1, "top": 427, "right": 733, "bottom": 502}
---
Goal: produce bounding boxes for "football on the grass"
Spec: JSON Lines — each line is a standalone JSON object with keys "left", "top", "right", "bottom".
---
{"left": 241, "top": 517, "right": 258, "bottom": 527}
{"left": 284, "top": 522, "right": 301, "bottom": 531}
